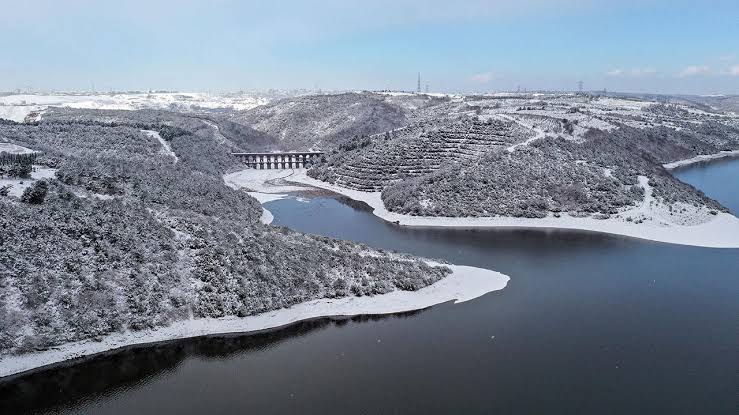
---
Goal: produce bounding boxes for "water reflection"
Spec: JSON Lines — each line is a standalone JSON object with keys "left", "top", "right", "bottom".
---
{"left": 0, "top": 312, "right": 426, "bottom": 415}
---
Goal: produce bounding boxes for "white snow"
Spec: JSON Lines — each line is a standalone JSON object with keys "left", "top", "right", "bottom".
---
{"left": 223, "top": 170, "right": 305, "bottom": 226}
{"left": 259, "top": 207, "right": 275, "bottom": 224}
{"left": 72, "top": 190, "right": 115, "bottom": 200}
{"left": 377, "top": 91, "right": 416, "bottom": 97}
{"left": 243, "top": 191, "right": 286, "bottom": 225}
{"left": 0, "top": 263, "right": 508, "bottom": 379}
{"left": 594, "top": 96, "right": 658, "bottom": 111}
{"left": 223, "top": 168, "right": 311, "bottom": 193}
{"left": 0, "top": 92, "right": 269, "bottom": 122}
{"left": 141, "top": 130, "right": 178, "bottom": 162}
{"left": 0, "top": 105, "right": 44, "bottom": 122}
{"left": 246, "top": 191, "right": 289, "bottom": 203}
{"left": 662, "top": 150, "right": 739, "bottom": 169}
{"left": 0, "top": 166, "right": 57, "bottom": 197}
{"left": 499, "top": 114, "right": 547, "bottom": 152}
{"left": 0, "top": 143, "right": 37, "bottom": 155}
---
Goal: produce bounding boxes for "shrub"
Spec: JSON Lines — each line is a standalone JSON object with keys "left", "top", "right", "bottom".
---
{"left": 7, "top": 162, "right": 32, "bottom": 178}
{"left": 21, "top": 180, "right": 49, "bottom": 204}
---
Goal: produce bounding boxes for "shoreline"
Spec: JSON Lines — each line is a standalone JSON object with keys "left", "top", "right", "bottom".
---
{"left": 246, "top": 192, "right": 287, "bottom": 225}
{"left": 223, "top": 163, "right": 739, "bottom": 248}
{"left": 287, "top": 170, "right": 739, "bottom": 249}
{"left": 662, "top": 150, "right": 739, "bottom": 170}
{"left": 0, "top": 264, "right": 507, "bottom": 379}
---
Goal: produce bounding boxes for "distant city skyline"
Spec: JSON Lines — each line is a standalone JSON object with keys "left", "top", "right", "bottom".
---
{"left": 1, "top": 0, "right": 737, "bottom": 95}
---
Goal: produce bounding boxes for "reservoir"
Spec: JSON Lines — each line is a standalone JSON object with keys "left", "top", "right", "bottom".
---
{"left": 2, "top": 159, "right": 738, "bottom": 414}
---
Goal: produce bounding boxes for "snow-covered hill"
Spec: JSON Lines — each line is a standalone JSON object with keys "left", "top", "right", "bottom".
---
{"left": 229, "top": 92, "right": 438, "bottom": 151}
{"left": 0, "top": 92, "right": 269, "bottom": 123}
{"left": 308, "top": 93, "right": 739, "bottom": 222}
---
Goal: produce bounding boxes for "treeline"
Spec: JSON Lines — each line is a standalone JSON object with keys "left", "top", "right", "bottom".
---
{"left": 0, "top": 152, "right": 36, "bottom": 167}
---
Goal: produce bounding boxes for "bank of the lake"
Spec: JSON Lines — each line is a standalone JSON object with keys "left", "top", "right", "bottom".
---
{"left": 224, "top": 160, "right": 739, "bottom": 248}
{"left": 670, "top": 155, "right": 739, "bottom": 215}
{"left": 662, "top": 150, "right": 739, "bottom": 170}
{"left": 0, "top": 263, "right": 508, "bottom": 379}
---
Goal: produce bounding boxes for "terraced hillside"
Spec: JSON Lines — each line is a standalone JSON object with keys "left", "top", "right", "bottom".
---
{"left": 310, "top": 117, "right": 534, "bottom": 191}
{"left": 307, "top": 94, "right": 739, "bottom": 219}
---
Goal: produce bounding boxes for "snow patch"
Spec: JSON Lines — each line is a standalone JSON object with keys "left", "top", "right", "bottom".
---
{"left": 0, "top": 105, "right": 44, "bottom": 123}
{"left": 0, "top": 166, "right": 57, "bottom": 197}
{"left": 141, "top": 130, "right": 178, "bottom": 162}
{"left": 260, "top": 207, "right": 274, "bottom": 224}
{"left": 499, "top": 114, "right": 547, "bottom": 152}
{"left": 662, "top": 150, "right": 739, "bottom": 169}
{"left": 0, "top": 143, "right": 37, "bottom": 155}
{"left": 246, "top": 191, "right": 289, "bottom": 203}
{"left": 224, "top": 168, "right": 311, "bottom": 193}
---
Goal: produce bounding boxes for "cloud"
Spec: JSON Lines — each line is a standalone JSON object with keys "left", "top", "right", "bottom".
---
{"left": 630, "top": 68, "right": 657, "bottom": 76}
{"left": 727, "top": 65, "right": 739, "bottom": 76}
{"left": 606, "top": 68, "right": 656, "bottom": 77}
{"left": 470, "top": 71, "right": 495, "bottom": 84}
{"left": 678, "top": 65, "right": 710, "bottom": 77}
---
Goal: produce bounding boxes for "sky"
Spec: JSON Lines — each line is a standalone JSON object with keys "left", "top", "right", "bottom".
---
{"left": 0, "top": 0, "right": 737, "bottom": 95}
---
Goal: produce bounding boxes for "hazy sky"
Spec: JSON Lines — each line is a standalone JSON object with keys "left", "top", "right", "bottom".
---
{"left": 1, "top": 0, "right": 737, "bottom": 94}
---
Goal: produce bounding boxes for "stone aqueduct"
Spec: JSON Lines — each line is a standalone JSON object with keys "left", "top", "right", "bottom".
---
{"left": 232, "top": 152, "right": 325, "bottom": 169}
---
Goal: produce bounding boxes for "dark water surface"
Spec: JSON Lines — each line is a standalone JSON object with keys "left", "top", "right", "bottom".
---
{"left": 671, "top": 156, "right": 739, "bottom": 214}
{"left": 2, "top": 160, "right": 738, "bottom": 414}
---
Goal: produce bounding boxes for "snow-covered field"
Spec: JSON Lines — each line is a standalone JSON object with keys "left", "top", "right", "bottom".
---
{"left": 224, "top": 168, "right": 308, "bottom": 193}
{"left": 0, "top": 143, "right": 37, "bottom": 155}
{"left": 0, "top": 165, "right": 57, "bottom": 197}
{"left": 0, "top": 92, "right": 269, "bottom": 122}
{"left": 224, "top": 167, "right": 739, "bottom": 248}
{"left": 0, "top": 263, "right": 508, "bottom": 379}
{"left": 0, "top": 105, "right": 44, "bottom": 123}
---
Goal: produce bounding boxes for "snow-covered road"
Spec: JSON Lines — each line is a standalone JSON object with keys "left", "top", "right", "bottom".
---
{"left": 142, "top": 130, "right": 178, "bottom": 162}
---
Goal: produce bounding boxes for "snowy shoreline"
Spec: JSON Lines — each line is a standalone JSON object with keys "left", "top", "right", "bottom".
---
{"left": 662, "top": 150, "right": 739, "bottom": 170}
{"left": 224, "top": 164, "right": 739, "bottom": 248}
{"left": 0, "top": 264, "right": 508, "bottom": 379}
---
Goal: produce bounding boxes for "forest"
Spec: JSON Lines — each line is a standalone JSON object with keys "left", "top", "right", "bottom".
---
{"left": 0, "top": 111, "right": 450, "bottom": 355}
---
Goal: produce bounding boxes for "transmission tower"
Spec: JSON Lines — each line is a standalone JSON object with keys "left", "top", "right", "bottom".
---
{"left": 417, "top": 72, "right": 421, "bottom": 93}
{"left": 577, "top": 80, "right": 584, "bottom": 93}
